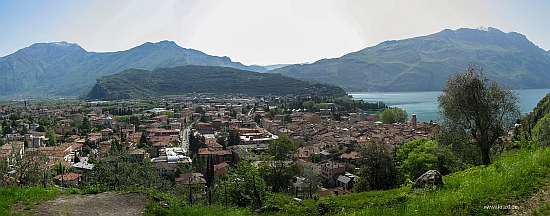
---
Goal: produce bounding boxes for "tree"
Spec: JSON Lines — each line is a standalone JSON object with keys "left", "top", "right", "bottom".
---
{"left": 253, "top": 114, "right": 262, "bottom": 124}
{"left": 79, "top": 117, "right": 92, "bottom": 136}
{"left": 380, "top": 107, "right": 408, "bottom": 124}
{"left": 221, "top": 161, "right": 266, "bottom": 208}
{"left": 283, "top": 114, "right": 292, "bottom": 124}
{"left": 20, "top": 127, "right": 28, "bottom": 135}
{"left": 396, "top": 138, "right": 458, "bottom": 181}
{"left": 189, "top": 132, "right": 205, "bottom": 155}
{"left": 303, "top": 101, "right": 315, "bottom": 111}
{"left": 0, "top": 157, "right": 8, "bottom": 186}
{"left": 2, "top": 122, "right": 12, "bottom": 136}
{"left": 216, "top": 132, "right": 228, "bottom": 149}
{"left": 437, "top": 66, "right": 520, "bottom": 165}
{"left": 45, "top": 127, "right": 58, "bottom": 146}
{"left": 298, "top": 166, "right": 322, "bottom": 198}
{"left": 532, "top": 114, "right": 550, "bottom": 147}
{"left": 227, "top": 130, "right": 241, "bottom": 146}
{"left": 259, "top": 136, "right": 301, "bottom": 193}
{"left": 53, "top": 161, "right": 66, "bottom": 175}
{"left": 139, "top": 132, "right": 149, "bottom": 148}
{"left": 356, "top": 140, "right": 398, "bottom": 191}
{"left": 89, "top": 148, "right": 171, "bottom": 191}
{"left": 13, "top": 148, "right": 49, "bottom": 186}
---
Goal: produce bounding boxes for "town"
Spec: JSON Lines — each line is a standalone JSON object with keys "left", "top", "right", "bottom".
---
{"left": 0, "top": 93, "right": 438, "bottom": 200}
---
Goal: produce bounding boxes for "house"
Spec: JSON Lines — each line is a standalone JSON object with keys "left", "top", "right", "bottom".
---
{"left": 214, "top": 162, "right": 229, "bottom": 178}
{"left": 321, "top": 160, "right": 345, "bottom": 187}
{"left": 50, "top": 124, "right": 77, "bottom": 135}
{"left": 339, "top": 151, "right": 358, "bottom": 163}
{"left": 129, "top": 148, "right": 147, "bottom": 162}
{"left": 153, "top": 161, "right": 176, "bottom": 178}
{"left": 53, "top": 172, "right": 82, "bottom": 186}
{"left": 174, "top": 173, "right": 206, "bottom": 187}
{"left": 100, "top": 128, "right": 113, "bottom": 137}
{"left": 336, "top": 173, "right": 359, "bottom": 190}
{"left": 72, "top": 161, "right": 95, "bottom": 174}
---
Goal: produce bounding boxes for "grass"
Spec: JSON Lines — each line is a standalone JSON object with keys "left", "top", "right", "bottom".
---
{"left": 172, "top": 147, "right": 550, "bottom": 215}
{"left": 331, "top": 147, "right": 550, "bottom": 215}
{"left": 2, "top": 147, "right": 550, "bottom": 215}
{"left": 0, "top": 186, "right": 60, "bottom": 215}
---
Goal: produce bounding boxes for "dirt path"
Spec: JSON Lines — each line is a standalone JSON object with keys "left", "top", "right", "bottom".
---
{"left": 11, "top": 192, "right": 150, "bottom": 216}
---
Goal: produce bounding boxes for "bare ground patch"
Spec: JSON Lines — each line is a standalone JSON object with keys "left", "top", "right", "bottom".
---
{"left": 11, "top": 192, "right": 150, "bottom": 216}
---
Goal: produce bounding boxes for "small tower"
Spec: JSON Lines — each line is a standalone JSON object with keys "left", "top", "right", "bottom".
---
{"left": 412, "top": 114, "right": 417, "bottom": 131}
{"left": 104, "top": 111, "right": 113, "bottom": 128}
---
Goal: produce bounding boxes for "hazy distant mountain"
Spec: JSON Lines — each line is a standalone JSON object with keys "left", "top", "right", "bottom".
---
{"left": 86, "top": 65, "right": 346, "bottom": 100}
{"left": 0, "top": 41, "right": 267, "bottom": 97}
{"left": 270, "top": 27, "right": 550, "bottom": 92}
{"left": 251, "top": 64, "right": 295, "bottom": 71}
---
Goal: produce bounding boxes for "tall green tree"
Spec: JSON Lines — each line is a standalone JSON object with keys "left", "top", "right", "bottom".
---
{"left": 45, "top": 127, "right": 58, "bottom": 146}
{"left": 221, "top": 161, "right": 266, "bottom": 208}
{"left": 356, "top": 140, "right": 398, "bottom": 191}
{"left": 79, "top": 117, "right": 92, "bottom": 136}
{"left": 139, "top": 132, "right": 149, "bottom": 148}
{"left": 227, "top": 130, "right": 241, "bottom": 146}
{"left": 437, "top": 66, "right": 520, "bottom": 165}
{"left": 259, "top": 136, "right": 301, "bottom": 193}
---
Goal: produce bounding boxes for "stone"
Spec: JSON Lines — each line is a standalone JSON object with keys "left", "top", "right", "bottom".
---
{"left": 253, "top": 205, "right": 283, "bottom": 214}
{"left": 408, "top": 170, "right": 444, "bottom": 193}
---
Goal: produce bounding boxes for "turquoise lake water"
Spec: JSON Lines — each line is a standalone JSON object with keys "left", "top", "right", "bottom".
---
{"left": 350, "top": 89, "right": 550, "bottom": 123}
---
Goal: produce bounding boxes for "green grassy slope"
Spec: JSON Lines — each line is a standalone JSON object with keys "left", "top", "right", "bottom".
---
{"left": 151, "top": 147, "right": 550, "bottom": 215}
{"left": 2, "top": 146, "right": 549, "bottom": 215}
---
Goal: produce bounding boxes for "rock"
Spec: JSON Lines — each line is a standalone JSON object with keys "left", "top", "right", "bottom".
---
{"left": 253, "top": 205, "right": 283, "bottom": 214}
{"left": 408, "top": 170, "right": 444, "bottom": 193}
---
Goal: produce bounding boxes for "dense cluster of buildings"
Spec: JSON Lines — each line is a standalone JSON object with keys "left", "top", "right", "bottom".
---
{"left": 1, "top": 97, "right": 438, "bottom": 195}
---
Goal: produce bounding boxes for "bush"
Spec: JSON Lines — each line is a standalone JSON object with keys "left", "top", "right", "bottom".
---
{"left": 397, "top": 138, "right": 459, "bottom": 181}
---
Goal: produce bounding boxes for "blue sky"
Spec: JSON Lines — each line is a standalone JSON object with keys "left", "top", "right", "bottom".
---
{"left": 1, "top": 0, "right": 549, "bottom": 65}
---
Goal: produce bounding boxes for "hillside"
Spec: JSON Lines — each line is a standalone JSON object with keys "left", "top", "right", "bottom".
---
{"left": 85, "top": 65, "right": 346, "bottom": 100}
{"left": 0, "top": 41, "right": 267, "bottom": 97}
{"left": 5, "top": 146, "right": 550, "bottom": 215}
{"left": 270, "top": 27, "right": 550, "bottom": 92}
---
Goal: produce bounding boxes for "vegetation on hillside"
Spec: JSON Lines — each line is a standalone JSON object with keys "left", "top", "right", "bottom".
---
{"left": 85, "top": 65, "right": 347, "bottom": 100}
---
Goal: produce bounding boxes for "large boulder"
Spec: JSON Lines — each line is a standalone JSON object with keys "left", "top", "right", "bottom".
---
{"left": 408, "top": 170, "right": 444, "bottom": 193}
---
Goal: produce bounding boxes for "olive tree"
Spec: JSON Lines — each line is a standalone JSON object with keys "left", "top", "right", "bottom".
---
{"left": 437, "top": 66, "right": 520, "bottom": 165}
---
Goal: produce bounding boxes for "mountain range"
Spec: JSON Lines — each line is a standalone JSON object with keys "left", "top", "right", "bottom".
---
{"left": 2, "top": 27, "right": 550, "bottom": 98}
{"left": 270, "top": 27, "right": 550, "bottom": 92}
{"left": 86, "top": 65, "right": 346, "bottom": 100}
{"left": 0, "top": 41, "right": 268, "bottom": 97}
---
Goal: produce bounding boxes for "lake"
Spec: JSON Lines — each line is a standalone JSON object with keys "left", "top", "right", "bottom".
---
{"left": 350, "top": 89, "right": 550, "bottom": 123}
